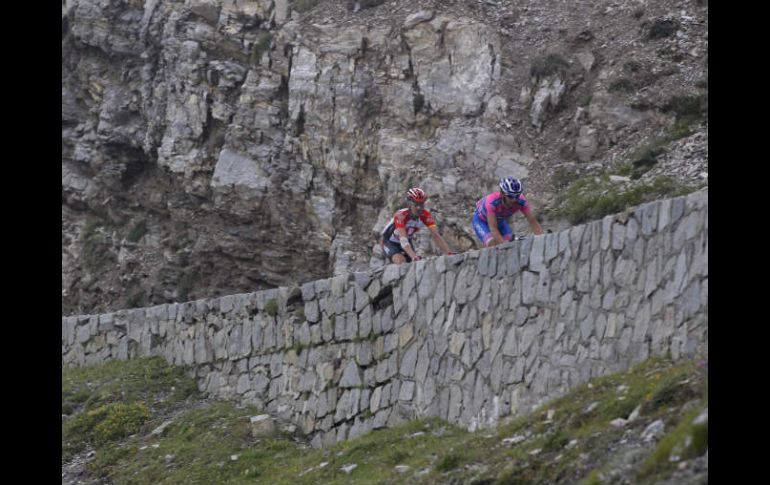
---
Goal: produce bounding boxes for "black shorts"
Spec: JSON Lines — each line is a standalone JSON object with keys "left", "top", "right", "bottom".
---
{"left": 382, "top": 238, "right": 413, "bottom": 262}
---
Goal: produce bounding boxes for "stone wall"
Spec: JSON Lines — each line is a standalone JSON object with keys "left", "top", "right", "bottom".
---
{"left": 62, "top": 189, "right": 708, "bottom": 447}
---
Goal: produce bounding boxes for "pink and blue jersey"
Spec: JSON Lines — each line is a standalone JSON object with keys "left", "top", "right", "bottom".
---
{"left": 475, "top": 192, "right": 531, "bottom": 222}
{"left": 472, "top": 192, "right": 531, "bottom": 246}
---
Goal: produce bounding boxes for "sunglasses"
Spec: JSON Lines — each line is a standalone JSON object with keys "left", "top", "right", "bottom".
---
{"left": 411, "top": 203, "right": 425, "bottom": 209}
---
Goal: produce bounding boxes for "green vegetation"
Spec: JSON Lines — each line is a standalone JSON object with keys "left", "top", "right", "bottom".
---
{"left": 647, "top": 19, "right": 679, "bottom": 40}
{"left": 637, "top": 406, "right": 708, "bottom": 482}
{"left": 551, "top": 165, "right": 581, "bottom": 189}
{"left": 250, "top": 31, "right": 272, "bottom": 64}
{"left": 531, "top": 53, "right": 569, "bottom": 78}
{"left": 663, "top": 94, "right": 708, "bottom": 122}
{"left": 265, "top": 299, "right": 279, "bottom": 317}
{"left": 63, "top": 355, "right": 707, "bottom": 485}
{"left": 293, "top": 0, "right": 319, "bottom": 13}
{"left": 608, "top": 78, "right": 634, "bottom": 93}
{"left": 294, "top": 305, "right": 306, "bottom": 321}
{"left": 412, "top": 92, "right": 425, "bottom": 114}
{"left": 616, "top": 95, "right": 706, "bottom": 181}
{"left": 66, "top": 402, "right": 150, "bottom": 445}
{"left": 177, "top": 269, "right": 199, "bottom": 302}
{"left": 126, "top": 220, "right": 148, "bottom": 243}
{"left": 435, "top": 453, "right": 462, "bottom": 472}
{"left": 62, "top": 357, "right": 198, "bottom": 462}
{"left": 578, "top": 93, "right": 593, "bottom": 107}
{"left": 548, "top": 89, "right": 707, "bottom": 225}
{"left": 81, "top": 218, "right": 114, "bottom": 273}
{"left": 125, "top": 281, "right": 146, "bottom": 308}
{"left": 359, "top": 0, "right": 386, "bottom": 8}
{"left": 580, "top": 469, "right": 604, "bottom": 485}
{"left": 624, "top": 61, "right": 643, "bottom": 75}
{"left": 549, "top": 174, "right": 697, "bottom": 224}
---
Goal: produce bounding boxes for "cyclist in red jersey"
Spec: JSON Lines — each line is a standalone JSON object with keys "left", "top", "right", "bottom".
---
{"left": 381, "top": 187, "right": 455, "bottom": 264}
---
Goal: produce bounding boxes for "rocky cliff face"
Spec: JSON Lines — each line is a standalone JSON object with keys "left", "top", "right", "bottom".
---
{"left": 62, "top": 0, "right": 708, "bottom": 315}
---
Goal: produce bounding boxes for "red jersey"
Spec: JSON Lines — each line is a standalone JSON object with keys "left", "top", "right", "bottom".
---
{"left": 382, "top": 208, "right": 437, "bottom": 244}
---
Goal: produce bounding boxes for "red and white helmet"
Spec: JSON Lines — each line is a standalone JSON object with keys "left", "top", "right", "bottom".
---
{"left": 406, "top": 187, "right": 428, "bottom": 204}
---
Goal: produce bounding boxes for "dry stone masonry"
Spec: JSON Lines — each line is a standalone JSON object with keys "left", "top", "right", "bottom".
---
{"left": 62, "top": 190, "right": 708, "bottom": 447}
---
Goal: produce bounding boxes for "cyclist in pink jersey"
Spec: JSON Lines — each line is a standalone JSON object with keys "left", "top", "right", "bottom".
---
{"left": 381, "top": 188, "right": 455, "bottom": 264}
{"left": 473, "top": 177, "right": 544, "bottom": 247}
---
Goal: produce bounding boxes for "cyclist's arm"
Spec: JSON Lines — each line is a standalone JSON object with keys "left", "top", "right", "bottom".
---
{"left": 487, "top": 211, "right": 506, "bottom": 245}
{"left": 396, "top": 226, "right": 420, "bottom": 260}
{"left": 428, "top": 226, "right": 454, "bottom": 255}
{"left": 523, "top": 210, "right": 544, "bottom": 235}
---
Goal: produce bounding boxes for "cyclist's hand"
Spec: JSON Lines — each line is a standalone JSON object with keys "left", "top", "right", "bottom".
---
{"left": 447, "top": 251, "right": 456, "bottom": 256}
{"left": 412, "top": 255, "right": 421, "bottom": 261}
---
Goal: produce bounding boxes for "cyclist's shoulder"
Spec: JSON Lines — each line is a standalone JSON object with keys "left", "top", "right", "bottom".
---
{"left": 393, "top": 208, "right": 410, "bottom": 224}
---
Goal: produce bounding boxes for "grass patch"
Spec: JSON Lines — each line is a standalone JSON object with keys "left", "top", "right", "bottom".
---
{"left": 552, "top": 165, "right": 581, "bottom": 189}
{"left": 549, "top": 174, "right": 696, "bottom": 224}
{"left": 624, "top": 140, "right": 668, "bottom": 178}
{"left": 66, "top": 402, "right": 150, "bottom": 445}
{"left": 126, "top": 220, "right": 147, "bottom": 243}
{"left": 265, "top": 299, "right": 279, "bottom": 316}
{"left": 63, "top": 356, "right": 707, "bottom": 485}
{"left": 292, "top": 0, "right": 319, "bottom": 13}
{"left": 413, "top": 92, "right": 425, "bottom": 114}
{"left": 608, "top": 78, "right": 634, "bottom": 93}
{"left": 531, "top": 53, "right": 569, "bottom": 78}
{"left": 637, "top": 406, "right": 708, "bottom": 482}
{"left": 581, "top": 469, "right": 604, "bottom": 485}
{"left": 294, "top": 305, "right": 306, "bottom": 321}
{"left": 125, "top": 282, "right": 146, "bottom": 308}
{"left": 624, "top": 60, "right": 644, "bottom": 73}
{"left": 619, "top": 106, "right": 704, "bottom": 180}
{"left": 663, "top": 94, "right": 708, "bottom": 120}
{"left": 542, "top": 429, "right": 570, "bottom": 453}
{"left": 177, "top": 268, "right": 199, "bottom": 301}
{"left": 62, "top": 357, "right": 198, "bottom": 462}
{"left": 435, "top": 453, "right": 462, "bottom": 472}
{"left": 62, "top": 357, "right": 198, "bottom": 415}
{"left": 249, "top": 31, "right": 272, "bottom": 64}
{"left": 81, "top": 217, "right": 114, "bottom": 273}
{"left": 647, "top": 19, "right": 679, "bottom": 40}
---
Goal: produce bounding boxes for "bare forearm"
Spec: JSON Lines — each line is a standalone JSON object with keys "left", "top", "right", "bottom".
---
{"left": 398, "top": 229, "right": 419, "bottom": 259}
{"left": 432, "top": 232, "right": 453, "bottom": 254}
{"left": 488, "top": 215, "right": 505, "bottom": 243}
{"left": 490, "top": 227, "right": 505, "bottom": 243}
{"left": 529, "top": 218, "right": 544, "bottom": 235}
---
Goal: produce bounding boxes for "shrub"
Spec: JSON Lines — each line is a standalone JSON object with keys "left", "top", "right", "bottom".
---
{"left": 250, "top": 31, "right": 272, "bottom": 64}
{"left": 81, "top": 218, "right": 113, "bottom": 273}
{"left": 609, "top": 78, "right": 634, "bottom": 93}
{"left": 126, "top": 221, "right": 147, "bottom": 243}
{"left": 413, "top": 92, "right": 425, "bottom": 114}
{"left": 64, "top": 402, "right": 150, "bottom": 448}
{"left": 531, "top": 53, "right": 569, "bottom": 78}
{"left": 647, "top": 19, "right": 679, "bottom": 40}
{"left": 551, "top": 175, "right": 696, "bottom": 224}
{"left": 663, "top": 94, "right": 708, "bottom": 120}
{"left": 293, "top": 0, "right": 319, "bottom": 13}
{"left": 265, "top": 299, "right": 279, "bottom": 317}
{"left": 436, "top": 453, "right": 462, "bottom": 472}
